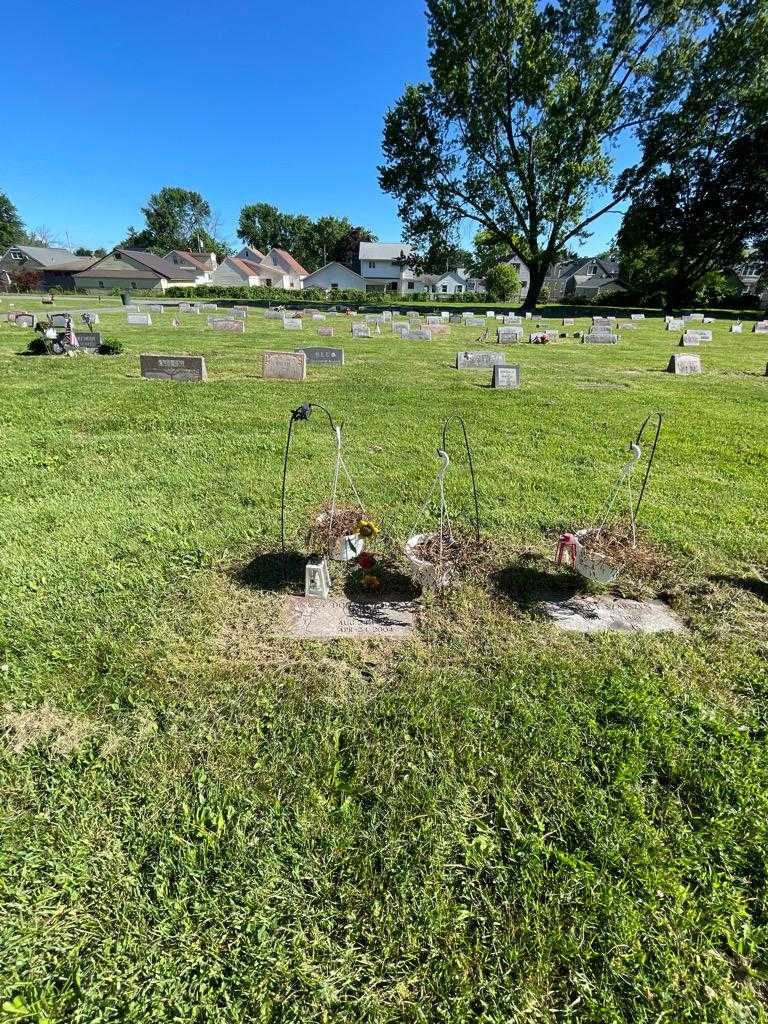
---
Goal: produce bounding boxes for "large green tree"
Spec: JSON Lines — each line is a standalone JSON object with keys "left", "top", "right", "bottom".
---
{"left": 618, "top": 0, "right": 768, "bottom": 305}
{"left": 121, "top": 187, "right": 227, "bottom": 259}
{"left": 0, "top": 193, "right": 26, "bottom": 250}
{"left": 379, "top": 0, "right": 718, "bottom": 309}
{"left": 237, "top": 204, "right": 376, "bottom": 271}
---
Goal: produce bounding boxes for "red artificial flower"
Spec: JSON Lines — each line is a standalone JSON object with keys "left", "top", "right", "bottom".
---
{"left": 357, "top": 552, "right": 375, "bottom": 570}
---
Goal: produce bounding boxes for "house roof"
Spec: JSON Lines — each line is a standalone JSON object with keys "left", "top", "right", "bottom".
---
{"left": 266, "top": 248, "right": 309, "bottom": 277}
{"left": 115, "top": 249, "right": 198, "bottom": 281}
{"left": 303, "top": 261, "right": 364, "bottom": 283}
{"left": 359, "top": 242, "right": 414, "bottom": 262}
{"left": 223, "top": 257, "right": 261, "bottom": 278}
{"left": 43, "top": 257, "right": 99, "bottom": 273}
{"left": 237, "top": 246, "right": 265, "bottom": 260}
{"left": 4, "top": 245, "right": 75, "bottom": 267}
{"left": 166, "top": 250, "right": 212, "bottom": 270}
{"left": 577, "top": 275, "right": 627, "bottom": 291}
{"left": 240, "top": 259, "right": 283, "bottom": 278}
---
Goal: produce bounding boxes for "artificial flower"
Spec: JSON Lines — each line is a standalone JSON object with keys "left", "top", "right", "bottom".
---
{"left": 361, "top": 574, "right": 381, "bottom": 591}
{"left": 356, "top": 552, "right": 375, "bottom": 570}
{"left": 356, "top": 519, "right": 380, "bottom": 539}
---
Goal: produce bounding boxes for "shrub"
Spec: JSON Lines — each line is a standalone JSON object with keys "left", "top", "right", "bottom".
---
{"left": 98, "top": 338, "right": 124, "bottom": 356}
{"left": 26, "top": 335, "right": 48, "bottom": 355}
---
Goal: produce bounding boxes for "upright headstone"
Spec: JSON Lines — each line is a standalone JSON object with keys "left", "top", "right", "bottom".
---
{"left": 667, "top": 353, "right": 702, "bottom": 375}
{"left": 352, "top": 322, "right": 372, "bottom": 338}
{"left": 283, "top": 317, "right": 303, "bottom": 331}
{"left": 140, "top": 354, "right": 207, "bottom": 381}
{"left": 263, "top": 350, "right": 307, "bottom": 380}
{"left": 464, "top": 315, "right": 485, "bottom": 327}
{"left": 563, "top": 317, "right": 575, "bottom": 326}
{"left": 492, "top": 364, "right": 520, "bottom": 389}
{"left": 666, "top": 318, "right": 684, "bottom": 331}
{"left": 317, "top": 326, "right": 335, "bottom": 337}
{"left": 50, "top": 314, "right": 69, "bottom": 329}
{"left": 497, "top": 326, "right": 523, "bottom": 343}
{"left": 631, "top": 313, "right": 645, "bottom": 320}
{"left": 69, "top": 331, "right": 101, "bottom": 353}
{"left": 682, "top": 329, "right": 712, "bottom": 344}
{"left": 404, "top": 327, "right": 432, "bottom": 341}
{"left": 208, "top": 317, "right": 245, "bottom": 333}
{"left": 232, "top": 306, "right": 248, "bottom": 316}
{"left": 753, "top": 320, "right": 768, "bottom": 334}
{"left": 14, "top": 313, "right": 36, "bottom": 328}
{"left": 127, "top": 313, "right": 152, "bottom": 326}
{"left": 296, "top": 346, "right": 344, "bottom": 365}
{"left": 584, "top": 332, "right": 618, "bottom": 344}
{"left": 148, "top": 305, "right": 163, "bottom": 314}
{"left": 731, "top": 323, "right": 743, "bottom": 334}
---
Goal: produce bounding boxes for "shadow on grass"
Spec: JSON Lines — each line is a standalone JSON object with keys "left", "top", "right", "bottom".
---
{"left": 711, "top": 574, "right": 768, "bottom": 605}
{"left": 342, "top": 564, "right": 420, "bottom": 602}
{"left": 489, "top": 559, "right": 585, "bottom": 611}
{"left": 234, "top": 550, "right": 306, "bottom": 593}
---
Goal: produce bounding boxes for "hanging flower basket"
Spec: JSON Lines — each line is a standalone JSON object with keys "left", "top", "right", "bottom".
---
{"left": 309, "top": 507, "right": 379, "bottom": 562}
{"left": 571, "top": 528, "right": 623, "bottom": 584}
{"left": 405, "top": 530, "right": 458, "bottom": 589}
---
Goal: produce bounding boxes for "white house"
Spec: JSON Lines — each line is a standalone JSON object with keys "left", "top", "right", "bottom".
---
{"left": 236, "top": 245, "right": 265, "bottom": 264}
{"left": 359, "top": 242, "right": 416, "bottom": 293}
{"left": 211, "top": 256, "right": 294, "bottom": 289}
{"left": 164, "top": 250, "right": 218, "bottom": 277}
{"left": 301, "top": 261, "right": 365, "bottom": 291}
{"left": 233, "top": 246, "right": 308, "bottom": 289}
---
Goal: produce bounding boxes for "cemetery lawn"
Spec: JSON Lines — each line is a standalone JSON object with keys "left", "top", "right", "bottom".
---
{"left": 1, "top": 307, "right": 767, "bottom": 1023}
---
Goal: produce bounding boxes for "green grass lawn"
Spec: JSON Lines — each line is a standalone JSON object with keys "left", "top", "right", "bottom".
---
{"left": 1, "top": 306, "right": 766, "bottom": 1023}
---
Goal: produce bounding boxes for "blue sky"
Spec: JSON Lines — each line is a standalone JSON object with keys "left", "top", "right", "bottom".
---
{"left": 5, "top": 0, "right": 618, "bottom": 256}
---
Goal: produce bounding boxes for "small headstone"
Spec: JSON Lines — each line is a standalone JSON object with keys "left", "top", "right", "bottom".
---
{"left": 148, "top": 304, "right": 163, "bottom": 314}
{"left": 283, "top": 317, "right": 302, "bottom": 331}
{"left": 232, "top": 306, "right": 248, "bottom": 316}
{"left": 230, "top": 309, "right": 247, "bottom": 320}
{"left": 427, "top": 323, "right": 449, "bottom": 335}
{"left": 393, "top": 322, "right": 409, "bottom": 336}
{"left": 81, "top": 312, "right": 99, "bottom": 326}
{"left": 312, "top": 313, "right": 326, "bottom": 321}
{"left": 753, "top": 320, "right": 768, "bottom": 333}
{"left": 679, "top": 336, "right": 699, "bottom": 347}
{"left": 127, "top": 313, "right": 152, "bottom": 326}
{"left": 139, "top": 354, "right": 207, "bottom": 381}
{"left": 667, "top": 353, "right": 702, "bottom": 375}
{"left": 530, "top": 330, "right": 559, "bottom": 343}
{"left": 731, "top": 324, "right": 743, "bottom": 333}
{"left": 296, "top": 346, "right": 344, "bottom": 365}
{"left": 563, "top": 317, "right": 575, "bottom": 326}
{"left": 317, "top": 326, "right": 334, "bottom": 337}
{"left": 14, "top": 313, "right": 36, "bottom": 328}
{"left": 667, "top": 318, "right": 684, "bottom": 331}
{"left": 631, "top": 313, "right": 645, "bottom": 320}
{"left": 464, "top": 316, "right": 485, "bottom": 327}
{"left": 49, "top": 314, "right": 69, "bottom": 328}
{"left": 525, "top": 312, "right": 532, "bottom": 319}
{"left": 264, "top": 310, "right": 283, "bottom": 320}
{"left": 501, "top": 314, "right": 522, "bottom": 325}
{"left": 263, "top": 350, "right": 306, "bottom": 380}
{"left": 620, "top": 323, "right": 637, "bottom": 330}
{"left": 352, "top": 323, "right": 372, "bottom": 338}
{"left": 365, "top": 314, "right": 385, "bottom": 324}
{"left": 405, "top": 328, "right": 432, "bottom": 341}
{"left": 456, "top": 350, "right": 508, "bottom": 369}
{"left": 497, "top": 326, "right": 523, "bottom": 343}
{"left": 492, "top": 364, "right": 520, "bottom": 389}
{"left": 593, "top": 316, "right": 616, "bottom": 326}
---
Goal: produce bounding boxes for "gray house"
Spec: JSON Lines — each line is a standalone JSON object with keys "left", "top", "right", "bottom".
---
{"left": 0, "top": 244, "right": 77, "bottom": 276}
{"left": 72, "top": 249, "right": 200, "bottom": 293}
{"left": 544, "top": 258, "right": 626, "bottom": 299}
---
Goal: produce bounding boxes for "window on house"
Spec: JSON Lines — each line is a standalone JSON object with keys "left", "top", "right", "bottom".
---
{"left": 9, "top": 250, "right": 22, "bottom": 260}
{"left": 98, "top": 281, "right": 104, "bottom": 288}
{"left": 368, "top": 261, "right": 376, "bottom": 269}
{"left": 455, "top": 285, "right": 463, "bottom": 293}
{"left": 131, "top": 282, "right": 137, "bottom": 288}
{"left": 265, "top": 279, "right": 272, "bottom": 287}
{"left": 331, "top": 283, "right": 338, "bottom": 290}
{"left": 407, "top": 281, "right": 415, "bottom": 290}
{"left": 589, "top": 264, "right": 598, "bottom": 275}
{"left": 441, "top": 285, "right": 448, "bottom": 293}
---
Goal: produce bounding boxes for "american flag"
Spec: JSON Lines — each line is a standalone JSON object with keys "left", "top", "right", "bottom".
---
{"left": 64, "top": 315, "right": 79, "bottom": 348}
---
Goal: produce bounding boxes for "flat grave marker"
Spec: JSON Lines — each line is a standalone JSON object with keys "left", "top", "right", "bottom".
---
{"left": 584, "top": 332, "right": 618, "bottom": 344}
{"left": 283, "top": 597, "right": 416, "bottom": 639}
{"left": 667, "top": 353, "right": 702, "bottom": 375}
{"left": 492, "top": 364, "right": 520, "bottom": 389}
{"left": 263, "top": 350, "right": 306, "bottom": 381}
{"left": 296, "top": 346, "right": 344, "bottom": 365}
{"left": 456, "top": 350, "right": 508, "bottom": 369}
{"left": 140, "top": 354, "right": 207, "bottom": 381}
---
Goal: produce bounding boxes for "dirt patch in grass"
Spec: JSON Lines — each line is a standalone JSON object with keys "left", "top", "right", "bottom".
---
{"left": 2, "top": 705, "right": 95, "bottom": 756}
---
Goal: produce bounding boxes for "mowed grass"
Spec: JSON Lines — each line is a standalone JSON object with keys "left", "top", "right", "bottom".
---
{"left": 0, "top": 305, "right": 767, "bottom": 1023}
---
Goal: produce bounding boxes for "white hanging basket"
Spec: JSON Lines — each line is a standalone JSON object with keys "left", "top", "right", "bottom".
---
{"left": 405, "top": 532, "right": 455, "bottom": 589}
{"left": 315, "top": 513, "right": 365, "bottom": 562}
{"left": 573, "top": 528, "right": 622, "bottom": 584}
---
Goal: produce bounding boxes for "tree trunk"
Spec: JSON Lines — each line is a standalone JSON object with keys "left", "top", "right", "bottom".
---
{"left": 521, "top": 259, "right": 548, "bottom": 311}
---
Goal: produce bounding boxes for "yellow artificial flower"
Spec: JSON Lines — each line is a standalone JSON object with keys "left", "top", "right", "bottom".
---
{"left": 356, "top": 519, "right": 380, "bottom": 539}
{"left": 361, "top": 574, "right": 381, "bottom": 591}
